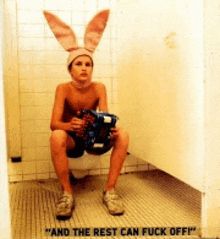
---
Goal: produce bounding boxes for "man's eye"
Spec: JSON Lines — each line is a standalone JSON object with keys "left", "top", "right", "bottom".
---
{"left": 75, "top": 62, "right": 82, "bottom": 66}
{"left": 86, "top": 63, "right": 91, "bottom": 67}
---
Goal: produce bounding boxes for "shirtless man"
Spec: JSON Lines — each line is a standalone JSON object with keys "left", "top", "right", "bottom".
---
{"left": 50, "top": 55, "right": 129, "bottom": 219}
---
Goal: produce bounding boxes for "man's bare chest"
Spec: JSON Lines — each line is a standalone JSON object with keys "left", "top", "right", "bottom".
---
{"left": 65, "top": 87, "right": 99, "bottom": 111}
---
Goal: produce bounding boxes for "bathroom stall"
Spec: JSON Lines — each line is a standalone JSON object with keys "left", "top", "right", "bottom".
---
{"left": 116, "top": 0, "right": 220, "bottom": 237}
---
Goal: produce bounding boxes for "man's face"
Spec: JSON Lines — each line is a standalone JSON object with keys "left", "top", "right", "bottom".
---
{"left": 70, "top": 55, "right": 93, "bottom": 83}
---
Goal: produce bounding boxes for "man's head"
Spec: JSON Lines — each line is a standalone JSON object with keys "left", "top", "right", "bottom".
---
{"left": 69, "top": 55, "right": 93, "bottom": 88}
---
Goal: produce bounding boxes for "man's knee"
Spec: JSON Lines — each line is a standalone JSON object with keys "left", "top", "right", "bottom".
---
{"left": 50, "top": 130, "right": 67, "bottom": 149}
{"left": 117, "top": 127, "right": 129, "bottom": 146}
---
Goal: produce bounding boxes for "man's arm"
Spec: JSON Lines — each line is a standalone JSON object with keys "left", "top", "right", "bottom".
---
{"left": 50, "top": 84, "right": 72, "bottom": 131}
{"left": 97, "top": 83, "right": 108, "bottom": 112}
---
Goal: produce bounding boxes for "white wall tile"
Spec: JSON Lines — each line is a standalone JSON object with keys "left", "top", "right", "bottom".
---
{"left": 23, "top": 174, "right": 36, "bottom": 180}
{"left": 8, "top": 161, "right": 23, "bottom": 175}
{"left": 34, "top": 93, "right": 52, "bottom": 105}
{"left": 21, "top": 134, "right": 36, "bottom": 147}
{"left": 35, "top": 120, "right": 50, "bottom": 133}
{"left": 111, "top": 26, "right": 117, "bottom": 38}
{"left": 19, "top": 38, "right": 34, "bottom": 50}
{"left": 32, "top": 51, "right": 46, "bottom": 65}
{"left": 17, "top": 10, "right": 45, "bottom": 24}
{"left": 34, "top": 106, "right": 52, "bottom": 119}
{"left": 36, "top": 173, "right": 49, "bottom": 179}
{"left": 21, "top": 106, "right": 36, "bottom": 120}
{"left": 20, "top": 93, "right": 35, "bottom": 106}
{"left": 50, "top": 172, "right": 57, "bottom": 179}
{"left": 45, "top": 51, "right": 67, "bottom": 64}
{"left": 45, "top": 24, "right": 55, "bottom": 38}
{"left": 137, "top": 164, "right": 149, "bottom": 171}
{"left": 9, "top": 175, "right": 23, "bottom": 182}
{"left": 58, "top": 11, "right": 72, "bottom": 25}
{"left": 93, "top": 52, "right": 111, "bottom": 65}
{"left": 124, "top": 155, "right": 137, "bottom": 166}
{"left": 93, "top": 65, "right": 112, "bottom": 77}
{"left": 35, "top": 133, "right": 50, "bottom": 147}
{"left": 18, "top": 24, "right": 44, "bottom": 38}
{"left": 22, "top": 147, "right": 36, "bottom": 161}
{"left": 97, "top": 0, "right": 110, "bottom": 11}
{"left": 71, "top": 0, "right": 84, "bottom": 11}
{"left": 19, "top": 51, "right": 33, "bottom": 64}
{"left": 32, "top": 38, "right": 45, "bottom": 51}
{"left": 36, "top": 146, "right": 51, "bottom": 160}
{"left": 23, "top": 161, "right": 36, "bottom": 174}
{"left": 84, "top": 1, "right": 97, "bottom": 13}
{"left": 109, "top": 0, "right": 116, "bottom": 8}
{"left": 45, "top": 65, "right": 69, "bottom": 78}
{"left": 107, "top": 90, "right": 112, "bottom": 104}
{"left": 33, "top": 80, "right": 53, "bottom": 92}
{"left": 112, "top": 78, "right": 117, "bottom": 91}
{"left": 17, "top": 0, "right": 44, "bottom": 10}
{"left": 45, "top": 38, "right": 63, "bottom": 51}
{"left": 125, "top": 165, "right": 138, "bottom": 173}
{"left": 36, "top": 161, "right": 50, "bottom": 173}
{"left": 71, "top": 11, "right": 85, "bottom": 25}
{"left": 97, "top": 39, "right": 111, "bottom": 53}
{"left": 98, "top": 78, "right": 112, "bottom": 92}
{"left": 19, "top": 64, "right": 33, "bottom": 78}
{"left": 58, "top": 0, "right": 73, "bottom": 11}
{"left": 108, "top": 103, "right": 118, "bottom": 115}
{"left": 102, "top": 26, "right": 111, "bottom": 39}
{"left": 45, "top": 0, "right": 61, "bottom": 10}
{"left": 112, "top": 91, "right": 117, "bottom": 104}
{"left": 21, "top": 120, "right": 36, "bottom": 134}
{"left": 71, "top": 26, "right": 84, "bottom": 39}
{"left": 20, "top": 80, "right": 34, "bottom": 92}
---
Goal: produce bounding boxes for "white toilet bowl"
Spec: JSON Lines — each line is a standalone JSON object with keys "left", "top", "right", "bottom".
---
{"left": 68, "top": 152, "right": 101, "bottom": 179}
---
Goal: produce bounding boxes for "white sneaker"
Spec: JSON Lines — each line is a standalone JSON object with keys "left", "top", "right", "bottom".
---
{"left": 55, "top": 191, "right": 75, "bottom": 220}
{"left": 103, "top": 189, "right": 124, "bottom": 215}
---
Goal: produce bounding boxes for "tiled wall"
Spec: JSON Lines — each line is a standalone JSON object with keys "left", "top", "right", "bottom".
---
{"left": 6, "top": 0, "right": 151, "bottom": 182}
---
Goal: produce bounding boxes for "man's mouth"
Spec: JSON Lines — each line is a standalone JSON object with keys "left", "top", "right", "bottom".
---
{"left": 81, "top": 73, "right": 87, "bottom": 76}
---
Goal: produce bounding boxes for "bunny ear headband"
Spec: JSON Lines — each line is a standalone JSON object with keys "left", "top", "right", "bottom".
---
{"left": 43, "top": 10, "right": 110, "bottom": 71}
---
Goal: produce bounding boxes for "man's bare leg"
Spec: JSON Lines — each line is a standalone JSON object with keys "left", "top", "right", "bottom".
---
{"left": 105, "top": 128, "right": 129, "bottom": 191}
{"left": 50, "top": 130, "right": 75, "bottom": 194}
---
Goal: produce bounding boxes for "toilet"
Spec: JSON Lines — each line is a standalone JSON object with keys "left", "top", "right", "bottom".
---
{"left": 68, "top": 152, "right": 101, "bottom": 179}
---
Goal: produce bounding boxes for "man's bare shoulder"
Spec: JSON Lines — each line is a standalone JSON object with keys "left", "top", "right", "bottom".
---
{"left": 55, "top": 82, "right": 72, "bottom": 93}
{"left": 93, "top": 82, "right": 106, "bottom": 92}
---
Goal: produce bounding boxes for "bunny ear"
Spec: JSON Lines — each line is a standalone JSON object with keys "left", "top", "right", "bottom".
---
{"left": 84, "top": 10, "right": 110, "bottom": 52}
{"left": 43, "top": 11, "right": 78, "bottom": 52}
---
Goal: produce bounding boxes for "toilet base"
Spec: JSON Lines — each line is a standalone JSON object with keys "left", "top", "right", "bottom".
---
{"left": 70, "top": 169, "right": 89, "bottom": 179}
{"left": 68, "top": 153, "right": 101, "bottom": 179}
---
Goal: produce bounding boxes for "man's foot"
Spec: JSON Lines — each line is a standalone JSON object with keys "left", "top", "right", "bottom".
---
{"left": 55, "top": 191, "right": 75, "bottom": 220}
{"left": 103, "top": 189, "right": 124, "bottom": 215}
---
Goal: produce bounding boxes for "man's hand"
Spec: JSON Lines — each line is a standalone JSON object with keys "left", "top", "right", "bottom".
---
{"left": 70, "top": 117, "right": 86, "bottom": 137}
{"left": 110, "top": 127, "right": 120, "bottom": 140}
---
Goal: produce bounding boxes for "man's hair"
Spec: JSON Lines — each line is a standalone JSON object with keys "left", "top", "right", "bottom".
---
{"left": 68, "top": 55, "right": 94, "bottom": 72}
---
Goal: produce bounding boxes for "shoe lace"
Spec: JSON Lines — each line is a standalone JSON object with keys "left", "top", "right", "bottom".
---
{"left": 105, "top": 190, "right": 119, "bottom": 201}
{"left": 57, "top": 194, "right": 72, "bottom": 208}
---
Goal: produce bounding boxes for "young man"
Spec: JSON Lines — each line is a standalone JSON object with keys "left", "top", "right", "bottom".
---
{"left": 50, "top": 55, "right": 129, "bottom": 219}
{"left": 44, "top": 10, "right": 129, "bottom": 219}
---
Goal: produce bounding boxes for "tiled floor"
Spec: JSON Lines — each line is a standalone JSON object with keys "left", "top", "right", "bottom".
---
{"left": 9, "top": 170, "right": 201, "bottom": 239}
